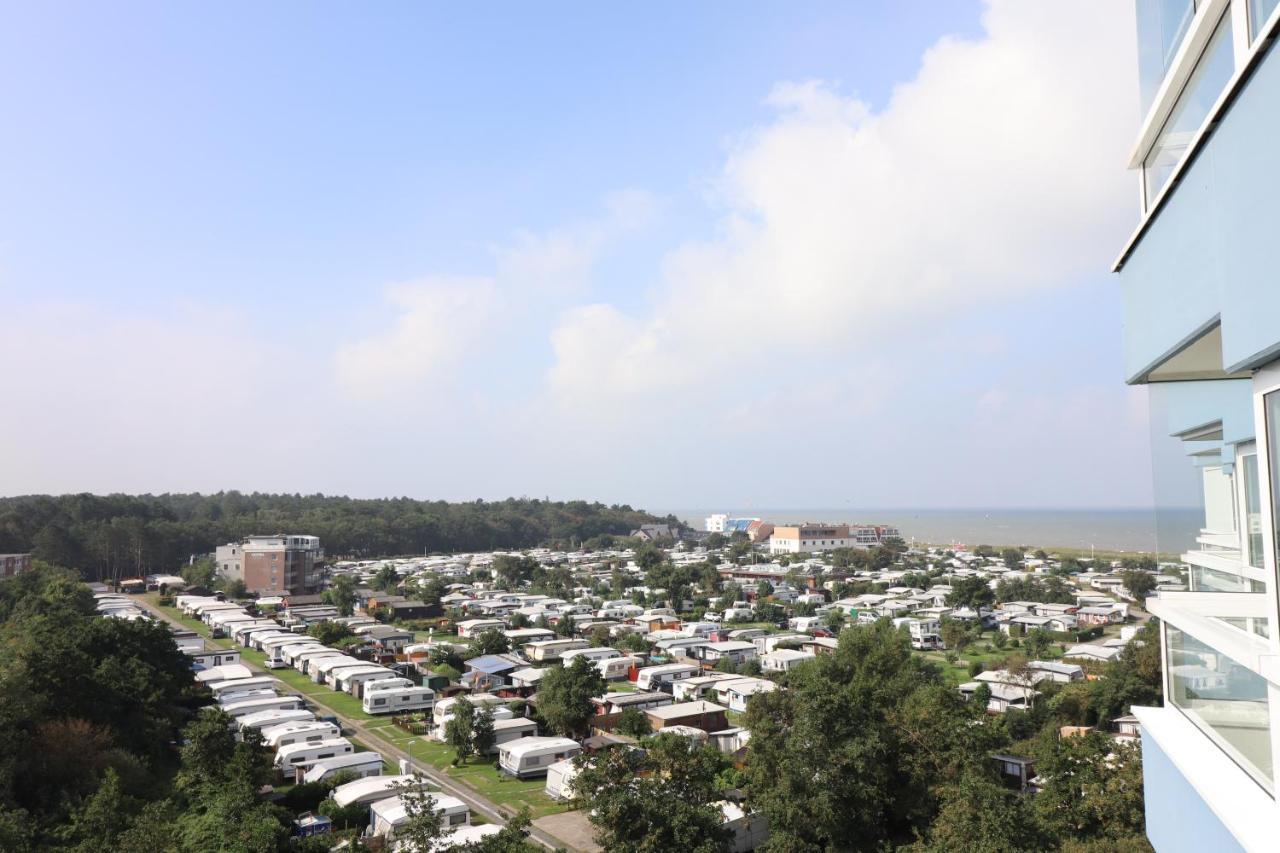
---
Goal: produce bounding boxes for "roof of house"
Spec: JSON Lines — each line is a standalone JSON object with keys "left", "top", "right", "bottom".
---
{"left": 465, "top": 654, "right": 525, "bottom": 674}
{"left": 645, "top": 701, "right": 728, "bottom": 721}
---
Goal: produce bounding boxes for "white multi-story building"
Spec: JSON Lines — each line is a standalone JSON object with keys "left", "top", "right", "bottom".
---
{"left": 705, "top": 514, "right": 729, "bottom": 533}
{"left": 1116, "top": 2, "right": 1280, "bottom": 850}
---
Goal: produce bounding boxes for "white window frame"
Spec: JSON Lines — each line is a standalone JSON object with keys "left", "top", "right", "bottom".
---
{"left": 1115, "top": 0, "right": 1280, "bottom": 269}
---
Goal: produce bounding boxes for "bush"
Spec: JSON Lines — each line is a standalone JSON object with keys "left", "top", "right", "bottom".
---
{"left": 968, "top": 660, "right": 984, "bottom": 677}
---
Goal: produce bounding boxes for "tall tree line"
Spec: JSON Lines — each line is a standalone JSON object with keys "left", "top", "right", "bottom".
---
{"left": 0, "top": 492, "right": 676, "bottom": 580}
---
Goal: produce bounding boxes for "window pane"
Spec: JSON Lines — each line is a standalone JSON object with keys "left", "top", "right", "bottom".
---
{"left": 1252, "top": 0, "right": 1280, "bottom": 40}
{"left": 1143, "top": 11, "right": 1235, "bottom": 206}
{"left": 1242, "top": 453, "right": 1265, "bottom": 568}
{"left": 1136, "top": 0, "right": 1198, "bottom": 113}
{"left": 1167, "top": 625, "right": 1273, "bottom": 788}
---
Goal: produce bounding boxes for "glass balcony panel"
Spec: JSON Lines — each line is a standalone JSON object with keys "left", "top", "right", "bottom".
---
{"left": 1252, "top": 0, "right": 1280, "bottom": 40}
{"left": 1242, "top": 453, "right": 1265, "bottom": 568}
{"left": 1167, "top": 625, "right": 1274, "bottom": 789}
{"left": 1136, "top": 0, "right": 1198, "bottom": 113}
{"left": 1143, "top": 10, "right": 1235, "bottom": 206}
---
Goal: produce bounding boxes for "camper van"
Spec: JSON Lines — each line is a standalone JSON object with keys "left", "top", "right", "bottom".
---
{"left": 485, "top": 718, "right": 538, "bottom": 754}
{"left": 635, "top": 663, "right": 700, "bottom": 693}
{"left": 498, "top": 737, "right": 581, "bottom": 779}
{"left": 545, "top": 758, "right": 579, "bottom": 800}
{"left": 431, "top": 695, "right": 510, "bottom": 740}
{"left": 208, "top": 676, "right": 279, "bottom": 699}
{"left": 222, "top": 695, "right": 305, "bottom": 721}
{"left": 523, "top": 639, "right": 590, "bottom": 662}
{"left": 324, "top": 661, "right": 380, "bottom": 690}
{"left": 274, "top": 738, "right": 354, "bottom": 772}
{"left": 309, "top": 654, "right": 362, "bottom": 683}
{"left": 261, "top": 721, "right": 342, "bottom": 750}
{"left": 331, "top": 774, "right": 423, "bottom": 809}
{"left": 597, "top": 655, "right": 642, "bottom": 681}
{"left": 237, "top": 708, "right": 315, "bottom": 732}
{"left": 336, "top": 666, "right": 396, "bottom": 696}
{"left": 363, "top": 686, "right": 435, "bottom": 715}
{"left": 560, "top": 647, "right": 621, "bottom": 663}
{"left": 216, "top": 687, "right": 278, "bottom": 706}
{"left": 361, "top": 677, "right": 414, "bottom": 697}
{"left": 371, "top": 794, "right": 469, "bottom": 837}
{"left": 300, "top": 751, "right": 384, "bottom": 784}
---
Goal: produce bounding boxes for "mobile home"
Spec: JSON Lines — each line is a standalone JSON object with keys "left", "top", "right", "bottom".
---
{"left": 635, "top": 663, "right": 700, "bottom": 693}
{"left": 545, "top": 758, "right": 579, "bottom": 800}
{"left": 331, "top": 774, "right": 423, "bottom": 809}
{"left": 208, "top": 676, "right": 280, "bottom": 699}
{"left": 498, "top": 737, "right": 581, "bottom": 779}
{"left": 484, "top": 718, "right": 538, "bottom": 754}
{"left": 309, "top": 654, "right": 363, "bottom": 683}
{"left": 371, "top": 794, "right": 469, "bottom": 837}
{"left": 363, "top": 686, "right": 435, "bottom": 715}
{"left": 274, "top": 738, "right": 354, "bottom": 772}
{"left": 337, "top": 665, "right": 396, "bottom": 696}
{"left": 261, "top": 721, "right": 342, "bottom": 750}
{"left": 300, "top": 751, "right": 384, "bottom": 784}
{"left": 523, "top": 639, "right": 590, "bottom": 662}
{"left": 222, "top": 695, "right": 305, "bottom": 721}
{"left": 237, "top": 708, "right": 315, "bottom": 732}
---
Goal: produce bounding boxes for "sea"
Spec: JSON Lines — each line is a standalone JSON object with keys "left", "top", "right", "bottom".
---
{"left": 665, "top": 508, "right": 1202, "bottom": 556}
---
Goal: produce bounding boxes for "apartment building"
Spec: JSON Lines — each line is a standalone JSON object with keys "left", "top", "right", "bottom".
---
{"left": 1117, "top": 2, "right": 1280, "bottom": 850}
{"left": 220, "top": 535, "right": 323, "bottom": 596}
{"left": 0, "top": 553, "right": 33, "bottom": 579}
{"left": 767, "top": 522, "right": 900, "bottom": 554}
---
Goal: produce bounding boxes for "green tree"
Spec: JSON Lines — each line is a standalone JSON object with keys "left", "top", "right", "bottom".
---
{"left": 323, "top": 573, "right": 357, "bottom": 616}
{"left": 180, "top": 558, "right": 216, "bottom": 590}
{"left": 446, "top": 700, "right": 476, "bottom": 765}
{"left": 705, "top": 533, "right": 726, "bottom": 549}
{"left": 470, "top": 628, "right": 511, "bottom": 656}
{"left": 946, "top": 576, "right": 995, "bottom": 610}
{"left": 912, "top": 772, "right": 1043, "bottom": 853}
{"left": 573, "top": 733, "right": 731, "bottom": 853}
{"left": 1121, "top": 569, "right": 1158, "bottom": 601}
{"left": 473, "top": 706, "right": 497, "bottom": 759}
{"left": 743, "top": 621, "right": 1007, "bottom": 850}
{"left": 373, "top": 564, "right": 400, "bottom": 591}
{"left": 453, "top": 808, "right": 539, "bottom": 852}
{"left": 615, "top": 707, "right": 652, "bottom": 739}
{"left": 392, "top": 774, "right": 446, "bottom": 852}
{"left": 307, "top": 619, "right": 354, "bottom": 645}
{"left": 1032, "top": 732, "right": 1146, "bottom": 844}
{"left": 538, "top": 655, "right": 607, "bottom": 738}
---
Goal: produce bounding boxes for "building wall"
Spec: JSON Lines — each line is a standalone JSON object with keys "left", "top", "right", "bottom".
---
{"left": 1119, "top": 32, "right": 1280, "bottom": 379}
{"left": 1141, "top": 730, "right": 1245, "bottom": 853}
{"left": 0, "top": 553, "right": 33, "bottom": 578}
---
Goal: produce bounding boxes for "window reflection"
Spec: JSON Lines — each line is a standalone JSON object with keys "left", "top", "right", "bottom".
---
{"left": 1143, "top": 10, "right": 1235, "bottom": 206}
{"left": 1168, "top": 626, "right": 1273, "bottom": 788}
{"left": 1136, "top": 0, "right": 1198, "bottom": 113}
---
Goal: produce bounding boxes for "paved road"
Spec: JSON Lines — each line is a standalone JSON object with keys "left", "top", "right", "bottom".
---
{"left": 132, "top": 595, "right": 577, "bottom": 852}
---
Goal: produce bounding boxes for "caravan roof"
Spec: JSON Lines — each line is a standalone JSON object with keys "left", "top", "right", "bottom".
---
{"left": 222, "top": 695, "right": 305, "bottom": 719}
{"left": 300, "top": 751, "right": 384, "bottom": 784}
{"left": 237, "top": 708, "right": 315, "bottom": 731}
{"left": 194, "top": 664, "right": 254, "bottom": 684}
{"left": 331, "top": 774, "right": 423, "bottom": 808}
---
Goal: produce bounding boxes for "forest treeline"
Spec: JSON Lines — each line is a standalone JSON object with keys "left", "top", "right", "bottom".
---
{"left": 0, "top": 492, "right": 675, "bottom": 580}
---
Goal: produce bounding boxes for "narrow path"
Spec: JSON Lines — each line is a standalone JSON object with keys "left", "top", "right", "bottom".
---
{"left": 132, "top": 595, "right": 576, "bottom": 852}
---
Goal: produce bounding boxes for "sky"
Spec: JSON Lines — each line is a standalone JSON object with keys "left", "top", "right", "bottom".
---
{"left": 0, "top": 1, "right": 1154, "bottom": 510}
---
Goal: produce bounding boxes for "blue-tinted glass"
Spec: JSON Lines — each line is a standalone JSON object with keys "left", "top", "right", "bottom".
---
{"left": 1143, "top": 11, "right": 1235, "bottom": 206}
{"left": 1252, "top": 0, "right": 1280, "bottom": 39}
{"left": 1136, "top": 0, "right": 1198, "bottom": 114}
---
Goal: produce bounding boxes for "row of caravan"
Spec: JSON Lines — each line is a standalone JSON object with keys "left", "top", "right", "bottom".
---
{"left": 203, "top": 669, "right": 386, "bottom": 784}
{"left": 226, "top": 623, "right": 435, "bottom": 715}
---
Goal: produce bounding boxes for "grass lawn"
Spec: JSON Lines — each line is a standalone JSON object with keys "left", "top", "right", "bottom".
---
{"left": 449, "top": 760, "right": 569, "bottom": 819}
{"left": 915, "top": 633, "right": 1074, "bottom": 686}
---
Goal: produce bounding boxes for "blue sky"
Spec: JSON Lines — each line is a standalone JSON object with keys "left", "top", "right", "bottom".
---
{"left": 0, "top": 1, "right": 1152, "bottom": 509}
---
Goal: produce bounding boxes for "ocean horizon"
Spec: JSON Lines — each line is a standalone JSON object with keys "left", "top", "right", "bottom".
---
{"left": 663, "top": 507, "right": 1201, "bottom": 555}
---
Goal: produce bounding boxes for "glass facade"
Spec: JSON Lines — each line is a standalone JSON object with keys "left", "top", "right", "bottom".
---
{"left": 1242, "top": 452, "right": 1265, "bottom": 568}
{"left": 1167, "top": 626, "right": 1274, "bottom": 789}
{"left": 1137, "top": 0, "right": 1199, "bottom": 113}
{"left": 1252, "top": 0, "right": 1280, "bottom": 40}
{"left": 1143, "top": 10, "right": 1236, "bottom": 206}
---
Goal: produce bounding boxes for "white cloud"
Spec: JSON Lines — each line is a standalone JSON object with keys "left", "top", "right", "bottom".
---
{"left": 548, "top": 0, "right": 1137, "bottom": 410}
{"left": 495, "top": 188, "right": 657, "bottom": 296}
{"left": 333, "top": 276, "right": 497, "bottom": 400}
{"left": 337, "top": 190, "right": 657, "bottom": 400}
